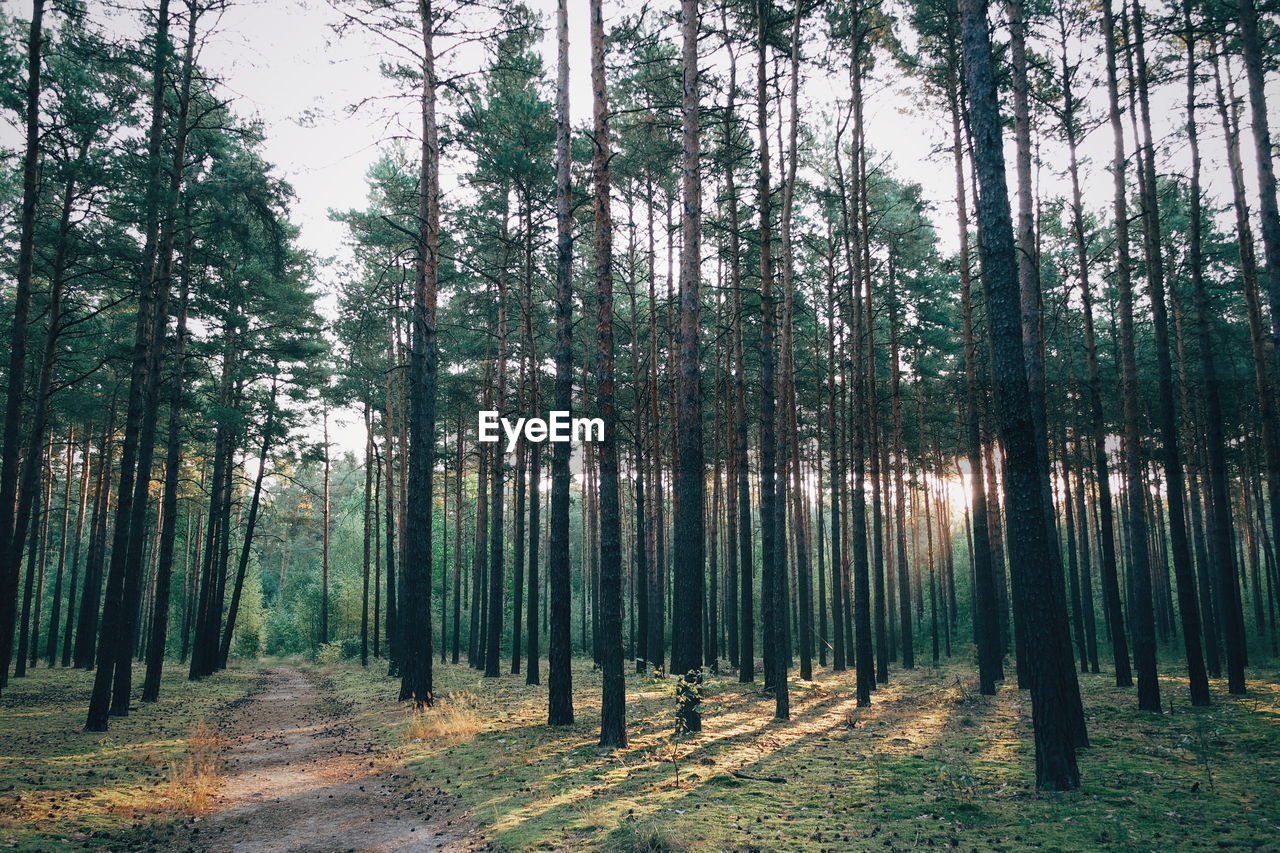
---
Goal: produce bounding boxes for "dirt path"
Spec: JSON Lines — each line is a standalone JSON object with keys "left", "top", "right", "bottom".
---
{"left": 140, "top": 666, "right": 482, "bottom": 853}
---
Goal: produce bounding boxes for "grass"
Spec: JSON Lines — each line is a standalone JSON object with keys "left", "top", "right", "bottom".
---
{"left": 3, "top": 652, "right": 1275, "bottom": 851}
{"left": 0, "top": 663, "right": 253, "bottom": 851}
{"left": 405, "top": 689, "right": 484, "bottom": 745}
{"left": 159, "top": 720, "right": 223, "bottom": 815}
{"left": 322, "top": 654, "right": 1280, "bottom": 853}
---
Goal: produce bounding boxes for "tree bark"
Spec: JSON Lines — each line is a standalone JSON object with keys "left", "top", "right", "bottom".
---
{"left": 590, "top": 0, "right": 626, "bottom": 748}
{"left": 957, "top": 0, "right": 1080, "bottom": 791}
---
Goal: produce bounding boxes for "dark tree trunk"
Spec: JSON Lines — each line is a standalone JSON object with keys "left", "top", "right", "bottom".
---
{"left": 1227, "top": 0, "right": 1271, "bottom": 694}
{"left": 141, "top": 233, "right": 193, "bottom": 701}
{"left": 756, "top": 0, "right": 787, "bottom": 720}
{"left": 401, "top": 0, "right": 440, "bottom": 706}
{"left": 946, "top": 32, "right": 1001, "bottom": 693}
{"left": 1058, "top": 8, "right": 1131, "bottom": 686}
{"left": 957, "top": 0, "right": 1080, "bottom": 791}
{"left": 0, "top": 0, "right": 44, "bottom": 695}
{"left": 87, "top": 0, "right": 173, "bottom": 730}
{"left": 75, "top": 405, "right": 115, "bottom": 670}
{"left": 1103, "top": 0, "right": 1160, "bottom": 715}
{"left": 485, "top": 205, "right": 511, "bottom": 680}
{"left": 1127, "top": 0, "right": 1209, "bottom": 707}
{"left": 547, "top": 0, "right": 575, "bottom": 727}
{"left": 590, "top": 0, "right": 626, "bottom": 748}
{"left": 454, "top": 417, "right": 464, "bottom": 666}
{"left": 61, "top": 429, "right": 92, "bottom": 668}
{"left": 217, "top": 386, "right": 276, "bottom": 671}
{"left": 671, "top": 0, "right": 705, "bottom": 692}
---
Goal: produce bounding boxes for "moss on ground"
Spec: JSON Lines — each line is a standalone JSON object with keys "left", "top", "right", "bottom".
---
{"left": 323, "top": 657, "right": 1280, "bottom": 853}
{"left": 0, "top": 663, "right": 254, "bottom": 851}
{"left": 4, "top": 656, "right": 1275, "bottom": 852}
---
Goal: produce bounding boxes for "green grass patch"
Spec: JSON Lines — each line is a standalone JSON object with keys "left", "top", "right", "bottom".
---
{"left": 324, "top": 657, "right": 1280, "bottom": 852}
{"left": 0, "top": 663, "right": 254, "bottom": 851}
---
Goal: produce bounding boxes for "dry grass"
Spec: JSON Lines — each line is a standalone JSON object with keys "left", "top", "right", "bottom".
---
{"left": 0, "top": 665, "right": 253, "bottom": 851}
{"left": 157, "top": 720, "right": 223, "bottom": 815}
{"left": 404, "top": 690, "right": 483, "bottom": 745}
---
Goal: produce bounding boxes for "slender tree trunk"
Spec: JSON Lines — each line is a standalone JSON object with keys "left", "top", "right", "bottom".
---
{"left": 1126, "top": 0, "right": 1209, "bottom": 707}
{"left": 590, "top": 0, "right": 626, "bottom": 748}
{"left": 779, "top": 2, "right": 813, "bottom": 686}
{"left": 547, "top": 0, "right": 575, "bottom": 726}
{"left": 218, "top": 387, "right": 276, "bottom": 670}
{"left": 671, "top": 0, "right": 705, "bottom": 700}
{"left": 87, "top": 0, "right": 173, "bottom": 729}
{"left": 61, "top": 429, "right": 92, "bottom": 667}
{"left": 141, "top": 227, "right": 193, "bottom": 700}
{"left": 385, "top": 317, "right": 399, "bottom": 673}
{"left": 362, "top": 405, "right": 373, "bottom": 667}
{"left": 401, "top": 0, "right": 440, "bottom": 705}
{"left": 454, "top": 416, "right": 464, "bottom": 665}
{"left": 75, "top": 404, "right": 115, "bottom": 670}
{"left": 0, "top": 0, "right": 44, "bottom": 695}
{"left": 1102, "top": 0, "right": 1161, "bottom": 714}
{"left": 1059, "top": 12, "right": 1131, "bottom": 686}
{"left": 755, "top": 0, "right": 787, "bottom": 720}
{"left": 322, "top": 405, "right": 331, "bottom": 646}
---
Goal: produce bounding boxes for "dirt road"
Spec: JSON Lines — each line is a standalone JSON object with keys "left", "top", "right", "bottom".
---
{"left": 138, "top": 666, "right": 481, "bottom": 853}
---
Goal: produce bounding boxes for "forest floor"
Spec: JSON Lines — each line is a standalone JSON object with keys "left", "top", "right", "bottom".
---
{"left": 323, "top": 654, "right": 1280, "bottom": 853}
{"left": 0, "top": 663, "right": 482, "bottom": 852}
{"left": 2, "top": 655, "right": 1278, "bottom": 852}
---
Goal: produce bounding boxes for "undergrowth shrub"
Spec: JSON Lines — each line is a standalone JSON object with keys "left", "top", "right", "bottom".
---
{"left": 605, "top": 821, "right": 689, "bottom": 853}
{"left": 405, "top": 690, "right": 482, "bottom": 744}
{"left": 162, "top": 721, "right": 223, "bottom": 814}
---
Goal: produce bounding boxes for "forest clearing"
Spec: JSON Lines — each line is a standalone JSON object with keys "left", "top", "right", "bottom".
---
{"left": 4, "top": 0, "right": 1280, "bottom": 848}
{"left": 2, "top": 660, "right": 1279, "bottom": 851}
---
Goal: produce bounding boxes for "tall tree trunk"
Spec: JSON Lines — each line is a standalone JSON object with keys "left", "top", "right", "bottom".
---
{"left": 1058, "top": 6, "right": 1131, "bottom": 686}
{"left": 218, "top": 385, "right": 277, "bottom": 670}
{"left": 87, "top": 0, "right": 173, "bottom": 729}
{"left": 957, "top": 0, "right": 1080, "bottom": 791}
{"left": 827, "top": 232, "right": 847, "bottom": 673}
{"left": 384, "top": 316, "right": 399, "bottom": 673}
{"left": 725, "top": 49, "right": 752, "bottom": 682}
{"left": 1126, "top": 0, "right": 1209, "bottom": 707}
{"left": 1102, "top": 0, "right": 1161, "bottom": 714}
{"left": 888, "top": 296, "right": 911, "bottom": 670}
{"left": 61, "top": 429, "right": 92, "bottom": 667}
{"left": 485, "top": 205, "right": 511, "bottom": 680}
{"left": 75, "top": 403, "right": 115, "bottom": 670}
{"left": 0, "top": 0, "right": 44, "bottom": 695}
{"left": 321, "top": 404, "right": 331, "bottom": 646}
{"left": 671, "top": 0, "right": 705, "bottom": 695}
{"left": 141, "top": 224, "right": 193, "bottom": 700}
{"left": 454, "top": 415, "right": 464, "bottom": 666}
{"left": 779, "top": 2, "right": 813, "bottom": 686}
{"left": 401, "top": 0, "right": 440, "bottom": 706}
{"left": 946, "top": 30, "right": 1001, "bottom": 693}
{"left": 547, "top": 0, "right": 575, "bottom": 726}
{"left": 589, "top": 0, "right": 626, "bottom": 748}
{"left": 756, "top": 0, "right": 787, "bottom": 720}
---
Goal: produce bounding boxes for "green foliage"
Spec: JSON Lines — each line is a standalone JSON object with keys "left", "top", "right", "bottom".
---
{"left": 230, "top": 564, "right": 264, "bottom": 660}
{"left": 673, "top": 669, "right": 703, "bottom": 738}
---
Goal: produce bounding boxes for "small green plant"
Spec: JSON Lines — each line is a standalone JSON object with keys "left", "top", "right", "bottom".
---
{"left": 315, "top": 640, "right": 344, "bottom": 664}
{"left": 1191, "top": 710, "right": 1216, "bottom": 793}
{"left": 674, "top": 668, "right": 703, "bottom": 737}
{"left": 606, "top": 820, "right": 688, "bottom": 853}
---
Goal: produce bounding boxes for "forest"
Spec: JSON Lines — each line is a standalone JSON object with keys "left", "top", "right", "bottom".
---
{"left": 1, "top": 0, "right": 1279, "bottom": 849}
